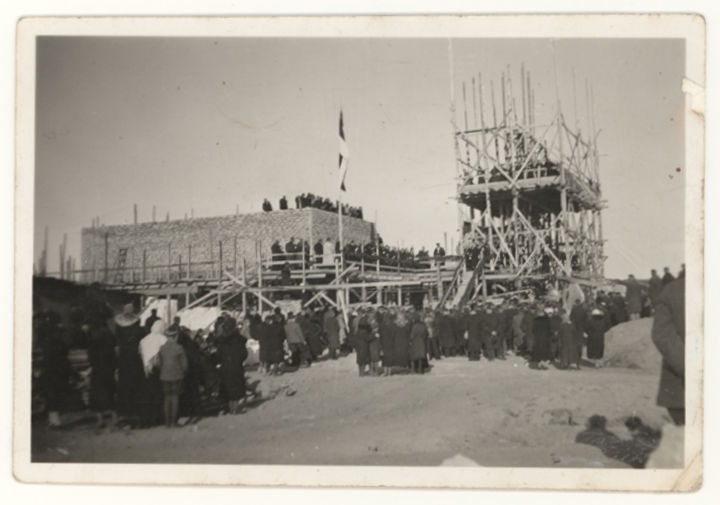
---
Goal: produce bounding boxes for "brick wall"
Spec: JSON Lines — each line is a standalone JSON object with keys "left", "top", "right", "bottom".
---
{"left": 80, "top": 208, "right": 375, "bottom": 283}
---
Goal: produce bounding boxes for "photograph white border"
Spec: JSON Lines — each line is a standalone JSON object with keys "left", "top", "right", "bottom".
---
{"left": 13, "top": 13, "right": 705, "bottom": 491}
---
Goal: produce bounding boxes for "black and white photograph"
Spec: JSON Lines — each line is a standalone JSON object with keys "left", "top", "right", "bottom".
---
{"left": 13, "top": 14, "right": 704, "bottom": 490}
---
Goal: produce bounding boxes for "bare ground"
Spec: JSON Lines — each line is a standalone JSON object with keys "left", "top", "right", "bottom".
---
{"left": 32, "top": 351, "right": 672, "bottom": 468}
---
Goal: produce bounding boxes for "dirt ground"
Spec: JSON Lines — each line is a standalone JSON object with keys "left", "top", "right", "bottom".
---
{"left": 32, "top": 349, "right": 673, "bottom": 468}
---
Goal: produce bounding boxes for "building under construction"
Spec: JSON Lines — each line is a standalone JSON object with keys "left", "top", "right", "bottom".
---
{"left": 38, "top": 65, "right": 604, "bottom": 322}
{"left": 441, "top": 65, "right": 605, "bottom": 306}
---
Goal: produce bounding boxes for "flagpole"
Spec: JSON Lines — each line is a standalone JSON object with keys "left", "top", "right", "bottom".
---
{"left": 337, "top": 109, "right": 348, "bottom": 308}
{"left": 338, "top": 191, "right": 344, "bottom": 263}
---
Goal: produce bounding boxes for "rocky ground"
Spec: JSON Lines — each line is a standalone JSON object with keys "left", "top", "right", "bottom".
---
{"left": 32, "top": 330, "right": 674, "bottom": 468}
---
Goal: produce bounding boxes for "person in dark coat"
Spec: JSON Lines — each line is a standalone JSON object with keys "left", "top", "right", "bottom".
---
{"left": 501, "top": 302, "right": 518, "bottom": 353}
{"left": 570, "top": 299, "right": 588, "bottom": 336}
{"left": 86, "top": 316, "right": 117, "bottom": 428}
{"left": 177, "top": 327, "right": 203, "bottom": 421}
{"left": 367, "top": 313, "right": 382, "bottom": 375}
{"left": 621, "top": 275, "right": 644, "bottom": 320}
{"left": 279, "top": 195, "right": 288, "bottom": 210}
{"left": 300, "top": 309, "right": 325, "bottom": 360}
{"left": 585, "top": 306, "right": 610, "bottom": 367}
{"left": 451, "top": 309, "right": 467, "bottom": 355}
{"left": 465, "top": 307, "right": 483, "bottom": 361}
{"left": 651, "top": 276, "right": 685, "bottom": 426}
{"left": 264, "top": 314, "right": 287, "bottom": 374}
{"left": 323, "top": 307, "right": 341, "bottom": 359}
{"left": 144, "top": 308, "right": 160, "bottom": 333}
{"left": 661, "top": 267, "right": 675, "bottom": 287}
{"left": 558, "top": 310, "right": 582, "bottom": 369}
{"left": 215, "top": 317, "right": 248, "bottom": 414}
{"left": 313, "top": 240, "right": 324, "bottom": 264}
{"left": 648, "top": 269, "right": 663, "bottom": 311}
{"left": 408, "top": 314, "right": 429, "bottom": 374}
{"left": 271, "top": 240, "right": 283, "bottom": 270}
{"left": 38, "top": 311, "right": 71, "bottom": 427}
{"left": 353, "top": 311, "right": 373, "bottom": 376}
{"left": 481, "top": 305, "right": 499, "bottom": 361}
{"left": 549, "top": 307, "right": 562, "bottom": 361}
{"left": 378, "top": 309, "right": 396, "bottom": 376}
{"left": 392, "top": 311, "right": 411, "bottom": 370}
{"left": 530, "top": 307, "right": 553, "bottom": 368}
{"left": 437, "top": 310, "right": 456, "bottom": 356}
{"left": 425, "top": 311, "right": 441, "bottom": 360}
{"left": 285, "top": 313, "right": 310, "bottom": 368}
{"left": 114, "top": 303, "right": 145, "bottom": 424}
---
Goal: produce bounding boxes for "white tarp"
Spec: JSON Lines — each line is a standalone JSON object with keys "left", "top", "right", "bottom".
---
{"left": 175, "top": 306, "right": 223, "bottom": 332}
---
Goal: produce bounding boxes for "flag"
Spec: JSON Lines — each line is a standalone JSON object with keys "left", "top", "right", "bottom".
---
{"left": 338, "top": 110, "right": 349, "bottom": 191}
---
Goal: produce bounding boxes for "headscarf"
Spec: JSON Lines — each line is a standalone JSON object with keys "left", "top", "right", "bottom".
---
{"left": 139, "top": 320, "right": 168, "bottom": 376}
{"left": 114, "top": 303, "right": 140, "bottom": 327}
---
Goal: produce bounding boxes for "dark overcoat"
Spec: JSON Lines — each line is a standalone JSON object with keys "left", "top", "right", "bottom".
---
{"left": 392, "top": 322, "right": 410, "bottom": 367}
{"left": 408, "top": 320, "right": 428, "bottom": 361}
{"left": 87, "top": 324, "right": 117, "bottom": 412}
{"left": 651, "top": 277, "right": 685, "bottom": 409}
{"left": 531, "top": 314, "right": 553, "bottom": 362}
{"left": 586, "top": 313, "right": 609, "bottom": 360}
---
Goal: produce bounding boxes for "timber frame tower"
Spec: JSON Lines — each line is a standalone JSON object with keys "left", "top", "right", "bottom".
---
{"left": 453, "top": 65, "right": 605, "bottom": 297}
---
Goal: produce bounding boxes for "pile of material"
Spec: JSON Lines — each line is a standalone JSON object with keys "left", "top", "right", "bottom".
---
{"left": 602, "top": 318, "right": 661, "bottom": 372}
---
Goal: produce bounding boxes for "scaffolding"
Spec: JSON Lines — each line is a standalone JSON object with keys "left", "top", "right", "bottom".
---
{"left": 453, "top": 65, "right": 605, "bottom": 299}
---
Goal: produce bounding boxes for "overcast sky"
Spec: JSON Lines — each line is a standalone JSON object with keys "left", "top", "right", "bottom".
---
{"left": 34, "top": 36, "right": 685, "bottom": 279}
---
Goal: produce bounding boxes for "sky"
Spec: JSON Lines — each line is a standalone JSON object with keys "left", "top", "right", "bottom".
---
{"left": 34, "top": 36, "right": 685, "bottom": 279}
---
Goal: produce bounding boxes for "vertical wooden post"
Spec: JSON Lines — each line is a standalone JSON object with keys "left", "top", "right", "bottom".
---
{"left": 256, "top": 241, "right": 263, "bottom": 313}
{"left": 152, "top": 205, "right": 156, "bottom": 223}
{"left": 233, "top": 236, "right": 238, "bottom": 276}
{"left": 59, "top": 245, "right": 64, "bottom": 280}
{"left": 335, "top": 256, "right": 341, "bottom": 308}
{"left": 167, "top": 243, "right": 172, "bottom": 281}
{"left": 103, "top": 232, "right": 109, "bottom": 283}
{"left": 360, "top": 255, "right": 366, "bottom": 301}
{"left": 208, "top": 230, "right": 215, "bottom": 278}
{"left": 178, "top": 253, "right": 182, "bottom": 278}
{"left": 241, "top": 258, "right": 248, "bottom": 315}
{"left": 301, "top": 246, "right": 306, "bottom": 289}
{"left": 187, "top": 244, "right": 192, "bottom": 279}
{"left": 166, "top": 291, "right": 172, "bottom": 325}
{"left": 218, "top": 241, "right": 224, "bottom": 307}
{"left": 134, "top": 203, "right": 138, "bottom": 224}
{"left": 436, "top": 261, "right": 443, "bottom": 303}
{"left": 142, "top": 249, "right": 147, "bottom": 283}
{"left": 397, "top": 286, "right": 403, "bottom": 306}
{"left": 42, "top": 226, "right": 48, "bottom": 276}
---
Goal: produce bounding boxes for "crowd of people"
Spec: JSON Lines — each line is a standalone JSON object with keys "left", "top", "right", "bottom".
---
{"left": 261, "top": 193, "right": 364, "bottom": 219}
{"left": 267, "top": 236, "right": 449, "bottom": 273}
{"left": 33, "top": 304, "right": 258, "bottom": 429}
{"left": 32, "top": 263, "right": 686, "bottom": 433}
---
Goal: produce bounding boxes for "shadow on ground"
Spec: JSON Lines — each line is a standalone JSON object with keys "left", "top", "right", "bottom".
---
{"left": 575, "top": 414, "right": 661, "bottom": 468}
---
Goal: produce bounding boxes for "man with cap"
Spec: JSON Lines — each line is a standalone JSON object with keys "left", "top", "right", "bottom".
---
{"left": 158, "top": 325, "right": 188, "bottom": 427}
{"left": 144, "top": 308, "right": 160, "bottom": 332}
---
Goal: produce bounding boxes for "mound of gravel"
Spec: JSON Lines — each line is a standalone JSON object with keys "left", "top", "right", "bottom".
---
{"left": 602, "top": 318, "right": 662, "bottom": 372}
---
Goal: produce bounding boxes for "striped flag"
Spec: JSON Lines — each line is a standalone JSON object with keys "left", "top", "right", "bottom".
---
{"left": 338, "top": 110, "right": 349, "bottom": 191}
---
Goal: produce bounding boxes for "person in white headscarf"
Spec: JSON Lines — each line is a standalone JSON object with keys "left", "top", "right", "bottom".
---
{"left": 140, "top": 320, "right": 167, "bottom": 376}
{"left": 137, "top": 320, "right": 167, "bottom": 427}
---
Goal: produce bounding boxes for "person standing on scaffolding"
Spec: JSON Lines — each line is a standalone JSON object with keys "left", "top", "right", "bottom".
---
{"left": 433, "top": 242, "right": 446, "bottom": 267}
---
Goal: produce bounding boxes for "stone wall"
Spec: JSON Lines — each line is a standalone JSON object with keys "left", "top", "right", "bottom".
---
{"left": 80, "top": 208, "right": 374, "bottom": 283}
